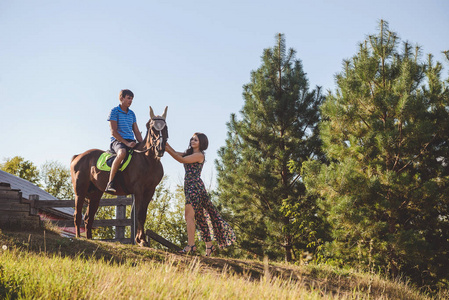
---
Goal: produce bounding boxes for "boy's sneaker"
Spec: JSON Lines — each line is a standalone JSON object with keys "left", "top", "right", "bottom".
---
{"left": 105, "top": 181, "right": 116, "bottom": 193}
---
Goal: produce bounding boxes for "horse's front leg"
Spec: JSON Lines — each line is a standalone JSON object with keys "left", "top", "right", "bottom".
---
{"left": 134, "top": 190, "right": 154, "bottom": 247}
{"left": 84, "top": 190, "right": 103, "bottom": 239}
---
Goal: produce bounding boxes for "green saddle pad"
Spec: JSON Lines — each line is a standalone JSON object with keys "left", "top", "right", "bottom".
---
{"left": 96, "top": 151, "right": 133, "bottom": 172}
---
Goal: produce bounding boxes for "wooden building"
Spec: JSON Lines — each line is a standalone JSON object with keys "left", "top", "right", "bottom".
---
{"left": 0, "top": 170, "right": 77, "bottom": 236}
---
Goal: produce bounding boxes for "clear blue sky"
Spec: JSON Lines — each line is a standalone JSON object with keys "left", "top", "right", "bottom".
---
{"left": 1, "top": 0, "right": 448, "bottom": 190}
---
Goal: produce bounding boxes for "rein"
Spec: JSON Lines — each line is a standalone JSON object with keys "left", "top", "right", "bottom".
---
{"left": 133, "top": 145, "right": 154, "bottom": 154}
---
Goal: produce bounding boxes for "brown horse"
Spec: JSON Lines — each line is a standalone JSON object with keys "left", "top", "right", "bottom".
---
{"left": 70, "top": 106, "right": 168, "bottom": 246}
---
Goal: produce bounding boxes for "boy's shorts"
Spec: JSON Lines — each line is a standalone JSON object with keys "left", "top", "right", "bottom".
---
{"left": 110, "top": 139, "right": 135, "bottom": 154}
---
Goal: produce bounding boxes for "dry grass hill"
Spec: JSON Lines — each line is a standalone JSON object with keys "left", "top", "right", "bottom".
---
{"left": 0, "top": 226, "right": 444, "bottom": 299}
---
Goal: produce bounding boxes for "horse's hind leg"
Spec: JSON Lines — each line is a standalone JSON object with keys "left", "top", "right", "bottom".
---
{"left": 71, "top": 159, "right": 90, "bottom": 239}
{"left": 74, "top": 193, "right": 85, "bottom": 238}
{"left": 84, "top": 189, "right": 103, "bottom": 239}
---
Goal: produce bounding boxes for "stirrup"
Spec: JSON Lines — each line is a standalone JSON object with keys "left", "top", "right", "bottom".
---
{"left": 105, "top": 181, "right": 116, "bottom": 193}
{"left": 179, "top": 245, "right": 196, "bottom": 254}
{"left": 205, "top": 245, "right": 216, "bottom": 257}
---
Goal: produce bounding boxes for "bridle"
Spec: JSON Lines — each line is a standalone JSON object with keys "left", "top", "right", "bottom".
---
{"left": 134, "top": 117, "right": 167, "bottom": 154}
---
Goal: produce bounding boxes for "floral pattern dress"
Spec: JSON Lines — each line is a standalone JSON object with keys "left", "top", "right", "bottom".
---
{"left": 184, "top": 161, "right": 236, "bottom": 248}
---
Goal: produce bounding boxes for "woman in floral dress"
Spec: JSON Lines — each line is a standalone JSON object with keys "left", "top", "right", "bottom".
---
{"left": 166, "top": 132, "right": 236, "bottom": 256}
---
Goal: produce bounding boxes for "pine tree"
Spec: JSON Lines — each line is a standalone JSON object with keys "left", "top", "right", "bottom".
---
{"left": 302, "top": 20, "right": 449, "bottom": 287}
{"left": 216, "top": 34, "right": 325, "bottom": 262}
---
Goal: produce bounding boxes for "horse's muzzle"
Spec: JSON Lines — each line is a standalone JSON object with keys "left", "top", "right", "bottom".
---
{"left": 156, "top": 145, "right": 165, "bottom": 157}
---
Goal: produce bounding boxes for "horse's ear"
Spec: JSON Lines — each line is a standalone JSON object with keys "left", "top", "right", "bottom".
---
{"left": 149, "top": 106, "right": 155, "bottom": 119}
{"left": 162, "top": 106, "right": 168, "bottom": 120}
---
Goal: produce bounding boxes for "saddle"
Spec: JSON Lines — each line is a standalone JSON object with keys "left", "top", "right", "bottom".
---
{"left": 96, "top": 150, "right": 133, "bottom": 172}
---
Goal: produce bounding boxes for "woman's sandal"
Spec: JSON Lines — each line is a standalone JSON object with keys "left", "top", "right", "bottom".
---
{"left": 178, "top": 245, "right": 196, "bottom": 255}
{"left": 205, "top": 245, "right": 216, "bottom": 257}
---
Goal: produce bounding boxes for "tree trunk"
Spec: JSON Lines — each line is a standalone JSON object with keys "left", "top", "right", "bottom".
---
{"left": 284, "top": 217, "right": 293, "bottom": 262}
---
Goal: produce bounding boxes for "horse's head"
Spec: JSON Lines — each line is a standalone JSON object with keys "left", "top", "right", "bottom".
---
{"left": 146, "top": 106, "right": 168, "bottom": 158}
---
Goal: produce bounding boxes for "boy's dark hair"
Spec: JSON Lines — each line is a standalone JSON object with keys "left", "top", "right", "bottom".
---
{"left": 120, "top": 89, "right": 134, "bottom": 99}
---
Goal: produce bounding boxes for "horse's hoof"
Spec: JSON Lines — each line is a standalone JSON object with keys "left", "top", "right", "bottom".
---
{"left": 136, "top": 239, "right": 149, "bottom": 247}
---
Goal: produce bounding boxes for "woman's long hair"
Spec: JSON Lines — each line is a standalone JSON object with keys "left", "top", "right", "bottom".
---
{"left": 183, "top": 132, "right": 208, "bottom": 157}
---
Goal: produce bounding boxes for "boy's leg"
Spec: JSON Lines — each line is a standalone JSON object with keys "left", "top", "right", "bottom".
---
{"left": 106, "top": 142, "right": 128, "bottom": 192}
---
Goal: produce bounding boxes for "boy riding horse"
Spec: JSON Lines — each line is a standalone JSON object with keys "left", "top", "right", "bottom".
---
{"left": 106, "top": 89, "right": 143, "bottom": 193}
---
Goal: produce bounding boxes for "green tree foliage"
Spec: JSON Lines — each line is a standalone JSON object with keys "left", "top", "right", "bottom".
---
{"left": 1, "top": 156, "right": 40, "bottom": 185}
{"left": 40, "top": 160, "right": 74, "bottom": 199}
{"left": 302, "top": 21, "right": 449, "bottom": 288}
{"left": 216, "top": 34, "right": 326, "bottom": 262}
{"left": 145, "top": 180, "right": 187, "bottom": 249}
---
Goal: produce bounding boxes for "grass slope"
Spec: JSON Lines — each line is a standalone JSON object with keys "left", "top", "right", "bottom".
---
{"left": 0, "top": 227, "right": 439, "bottom": 299}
